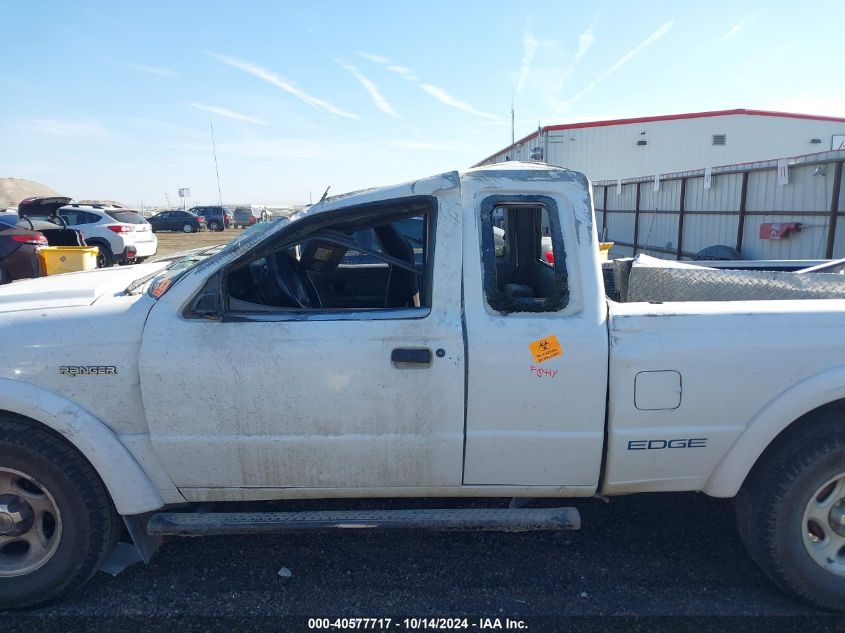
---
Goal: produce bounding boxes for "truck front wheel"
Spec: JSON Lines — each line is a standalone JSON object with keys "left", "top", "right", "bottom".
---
{"left": 736, "top": 409, "right": 845, "bottom": 611}
{"left": 0, "top": 416, "right": 118, "bottom": 609}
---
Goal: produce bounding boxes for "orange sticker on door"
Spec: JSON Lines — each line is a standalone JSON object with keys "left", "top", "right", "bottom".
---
{"left": 529, "top": 335, "right": 563, "bottom": 364}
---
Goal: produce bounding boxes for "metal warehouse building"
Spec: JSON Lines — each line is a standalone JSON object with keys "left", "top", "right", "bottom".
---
{"left": 475, "top": 109, "right": 845, "bottom": 180}
{"left": 475, "top": 109, "right": 845, "bottom": 261}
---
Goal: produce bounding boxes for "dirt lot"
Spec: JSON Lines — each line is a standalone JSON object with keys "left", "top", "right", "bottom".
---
{"left": 151, "top": 227, "right": 246, "bottom": 259}
{"left": 15, "top": 493, "right": 844, "bottom": 632}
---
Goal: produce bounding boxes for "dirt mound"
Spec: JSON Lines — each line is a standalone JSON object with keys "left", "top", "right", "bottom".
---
{"left": 0, "top": 178, "right": 62, "bottom": 210}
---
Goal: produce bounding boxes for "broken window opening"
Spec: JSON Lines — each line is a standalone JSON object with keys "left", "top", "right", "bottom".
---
{"left": 480, "top": 195, "right": 568, "bottom": 314}
{"left": 224, "top": 200, "right": 434, "bottom": 316}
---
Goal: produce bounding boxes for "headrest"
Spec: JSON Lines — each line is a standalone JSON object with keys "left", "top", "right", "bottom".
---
{"left": 298, "top": 232, "right": 349, "bottom": 273}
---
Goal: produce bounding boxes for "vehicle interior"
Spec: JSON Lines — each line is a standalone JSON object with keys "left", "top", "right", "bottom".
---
{"left": 483, "top": 203, "right": 567, "bottom": 312}
{"left": 225, "top": 200, "right": 432, "bottom": 313}
{"left": 16, "top": 196, "right": 88, "bottom": 246}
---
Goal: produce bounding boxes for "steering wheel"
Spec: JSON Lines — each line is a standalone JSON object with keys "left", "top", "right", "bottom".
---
{"left": 265, "top": 251, "right": 321, "bottom": 309}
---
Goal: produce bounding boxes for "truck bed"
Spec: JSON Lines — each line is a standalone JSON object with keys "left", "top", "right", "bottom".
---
{"left": 604, "top": 255, "right": 845, "bottom": 303}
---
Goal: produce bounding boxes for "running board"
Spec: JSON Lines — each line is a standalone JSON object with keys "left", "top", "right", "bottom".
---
{"left": 147, "top": 507, "right": 581, "bottom": 536}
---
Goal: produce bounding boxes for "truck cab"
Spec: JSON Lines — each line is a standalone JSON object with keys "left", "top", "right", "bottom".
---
{"left": 136, "top": 164, "right": 607, "bottom": 495}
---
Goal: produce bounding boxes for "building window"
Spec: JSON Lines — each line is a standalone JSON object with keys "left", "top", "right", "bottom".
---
{"left": 712, "top": 134, "right": 727, "bottom": 146}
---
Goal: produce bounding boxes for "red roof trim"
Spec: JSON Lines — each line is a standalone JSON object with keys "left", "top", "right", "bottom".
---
{"left": 473, "top": 108, "right": 845, "bottom": 166}
{"left": 543, "top": 108, "right": 845, "bottom": 131}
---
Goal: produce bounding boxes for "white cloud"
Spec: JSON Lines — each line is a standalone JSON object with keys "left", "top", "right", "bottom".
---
{"left": 575, "top": 28, "right": 596, "bottom": 63}
{"left": 419, "top": 84, "right": 501, "bottom": 121}
{"left": 561, "top": 20, "right": 674, "bottom": 109}
{"left": 357, "top": 52, "right": 391, "bottom": 64}
{"left": 719, "top": 18, "right": 749, "bottom": 42}
{"left": 336, "top": 61, "right": 400, "bottom": 118}
{"left": 385, "top": 64, "right": 417, "bottom": 81}
{"left": 117, "top": 62, "right": 180, "bottom": 78}
{"left": 548, "top": 26, "right": 596, "bottom": 108}
{"left": 208, "top": 52, "right": 360, "bottom": 120}
{"left": 517, "top": 26, "right": 539, "bottom": 94}
{"left": 190, "top": 102, "right": 267, "bottom": 125}
{"left": 735, "top": 45, "right": 786, "bottom": 72}
{"left": 356, "top": 52, "right": 500, "bottom": 121}
{"left": 17, "top": 118, "right": 106, "bottom": 137}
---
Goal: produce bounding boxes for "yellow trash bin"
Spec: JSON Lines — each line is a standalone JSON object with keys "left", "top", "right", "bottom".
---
{"left": 37, "top": 247, "right": 100, "bottom": 276}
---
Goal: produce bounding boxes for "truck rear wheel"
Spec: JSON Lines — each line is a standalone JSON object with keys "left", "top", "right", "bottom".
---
{"left": 736, "top": 409, "right": 845, "bottom": 611}
{"left": 0, "top": 417, "right": 118, "bottom": 609}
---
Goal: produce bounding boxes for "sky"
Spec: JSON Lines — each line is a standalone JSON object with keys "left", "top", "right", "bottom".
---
{"left": 2, "top": 0, "right": 844, "bottom": 207}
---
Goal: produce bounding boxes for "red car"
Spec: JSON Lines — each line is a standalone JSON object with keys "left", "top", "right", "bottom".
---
{"left": 0, "top": 218, "right": 50, "bottom": 283}
{"left": 0, "top": 201, "right": 88, "bottom": 284}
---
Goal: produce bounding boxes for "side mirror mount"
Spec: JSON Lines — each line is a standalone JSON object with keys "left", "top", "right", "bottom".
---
{"left": 186, "top": 272, "right": 222, "bottom": 319}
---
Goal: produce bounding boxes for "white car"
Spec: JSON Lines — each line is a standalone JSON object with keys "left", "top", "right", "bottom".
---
{"left": 57, "top": 204, "right": 157, "bottom": 267}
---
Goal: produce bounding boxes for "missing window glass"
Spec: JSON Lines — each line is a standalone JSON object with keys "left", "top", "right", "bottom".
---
{"left": 224, "top": 199, "right": 434, "bottom": 315}
{"left": 480, "top": 195, "right": 568, "bottom": 313}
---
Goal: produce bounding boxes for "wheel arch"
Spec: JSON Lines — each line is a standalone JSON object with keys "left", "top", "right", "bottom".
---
{"left": 704, "top": 365, "right": 845, "bottom": 497}
{"left": 0, "top": 377, "right": 164, "bottom": 515}
{"left": 83, "top": 236, "right": 111, "bottom": 251}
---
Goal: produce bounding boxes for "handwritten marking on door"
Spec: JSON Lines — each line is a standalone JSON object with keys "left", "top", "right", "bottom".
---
{"left": 530, "top": 365, "right": 559, "bottom": 378}
{"left": 529, "top": 335, "right": 563, "bottom": 363}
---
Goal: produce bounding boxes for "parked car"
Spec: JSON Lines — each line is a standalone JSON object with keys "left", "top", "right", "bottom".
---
{"left": 17, "top": 198, "right": 156, "bottom": 269}
{"left": 55, "top": 205, "right": 157, "bottom": 268}
{"left": 232, "top": 207, "right": 257, "bottom": 229}
{"left": 0, "top": 220, "right": 49, "bottom": 283}
{"left": 0, "top": 212, "right": 89, "bottom": 283}
{"left": 147, "top": 210, "right": 206, "bottom": 233}
{"left": 189, "top": 206, "right": 231, "bottom": 231}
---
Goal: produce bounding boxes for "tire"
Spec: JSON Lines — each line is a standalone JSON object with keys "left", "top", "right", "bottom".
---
{"left": 208, "top": 221, "right": 219, "bottom": 231}
{"left": 736, "top": 408, "right": 845, "bottom": 611}
{"left": 0, "top": 267, "right": 9, "bottom": 285}
{"left": 0, "top": 417, "right": 118, "bottom": 609}
{"left": 693, "top": 245, "right": 743, "bottom": 261}
{"left": 182, "top": 223, "right": 193, "bottom": 233}
{"left": 91, "top": 243, "right": 114, "bottom": 268}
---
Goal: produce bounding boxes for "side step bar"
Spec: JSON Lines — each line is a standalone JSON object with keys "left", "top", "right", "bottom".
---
{"left": 147, "top": 507, "right": 580, "bottom": 536}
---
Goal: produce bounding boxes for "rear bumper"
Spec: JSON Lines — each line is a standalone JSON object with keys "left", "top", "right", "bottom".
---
{"left": 3, "top": 246, "right": 40, "bottom": 280}
{"left": 121, "top": 240, "right": 157, "bottom": 261}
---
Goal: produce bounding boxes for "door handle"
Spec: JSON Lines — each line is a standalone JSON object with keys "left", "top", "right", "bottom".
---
{"left": 391, "top": 348, "right": 432, "bottom": 365}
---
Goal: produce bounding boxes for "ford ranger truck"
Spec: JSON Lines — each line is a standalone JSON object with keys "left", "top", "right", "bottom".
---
{"left": 0, "top": 162, "right": 844, "bottom": 610}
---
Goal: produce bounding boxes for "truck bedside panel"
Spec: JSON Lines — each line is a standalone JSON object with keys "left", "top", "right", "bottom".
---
{"left": 604, "top": 299, "right": 845, "bottom": 494}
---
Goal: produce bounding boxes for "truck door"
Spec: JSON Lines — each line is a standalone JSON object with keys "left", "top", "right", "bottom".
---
{"left": 139, "top": 174, "right": 466, "bottom": 493}
{"left": 460, "top": 172, "right": 609, "bottom": 490}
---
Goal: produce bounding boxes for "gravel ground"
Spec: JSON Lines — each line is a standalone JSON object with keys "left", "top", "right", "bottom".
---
{"left": 150, "top": 226, "right": 246, "bottom": 258}
{"left": 10, "top": 493, "right": 845, "bottom": 631}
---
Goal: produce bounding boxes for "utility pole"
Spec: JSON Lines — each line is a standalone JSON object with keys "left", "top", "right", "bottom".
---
{"left": 210, "top": 119, "right": 223, "bottom": 207}
{"left": 510, "top": 91, "right": 515, "bottom": 160}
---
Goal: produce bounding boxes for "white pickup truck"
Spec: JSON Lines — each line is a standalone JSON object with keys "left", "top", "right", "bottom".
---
{"left": 1, "top": 162, "right": 844, "bottom": 610}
